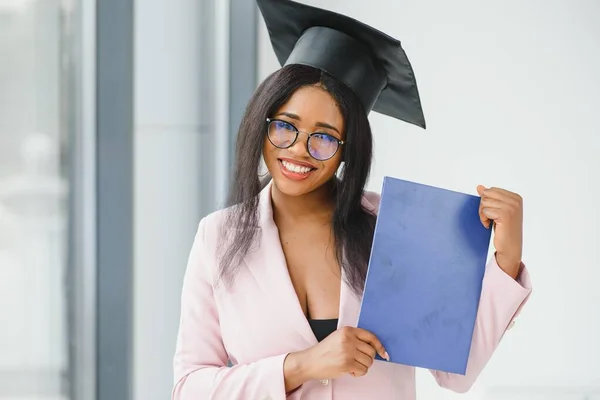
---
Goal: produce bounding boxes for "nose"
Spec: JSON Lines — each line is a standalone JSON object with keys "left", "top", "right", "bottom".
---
{"left": 287, "top": 132, "right": 310, "bottom": 157}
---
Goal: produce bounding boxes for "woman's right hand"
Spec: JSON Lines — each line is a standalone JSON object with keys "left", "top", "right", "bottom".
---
{"left": 285, "top": 326, "right": 389, "bottom": 388}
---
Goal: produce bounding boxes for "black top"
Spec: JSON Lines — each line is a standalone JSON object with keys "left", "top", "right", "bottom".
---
{"left": 308, "top": 319, "right": 339, "bottom": 342}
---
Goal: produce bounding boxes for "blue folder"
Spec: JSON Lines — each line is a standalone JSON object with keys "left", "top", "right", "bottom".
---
{"left": 357, "top": 176, "right": 492, "bottom": 375}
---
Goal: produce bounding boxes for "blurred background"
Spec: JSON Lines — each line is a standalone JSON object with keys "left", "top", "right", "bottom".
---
{"left": 0, "top": 0, "right": 598, "bottom": 399}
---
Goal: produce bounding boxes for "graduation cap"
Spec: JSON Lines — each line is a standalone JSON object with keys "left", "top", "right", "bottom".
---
{"left": 256, "top": 0, "right": 426, "bottom": 129}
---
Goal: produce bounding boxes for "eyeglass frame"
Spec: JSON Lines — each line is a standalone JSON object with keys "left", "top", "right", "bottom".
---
{"left": 265, "top": 118, "right": 345, "bottom": 161}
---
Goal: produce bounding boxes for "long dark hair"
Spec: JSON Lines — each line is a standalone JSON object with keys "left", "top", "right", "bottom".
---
{"left": 218, "top": 64, "right": 376, "bottom": 295}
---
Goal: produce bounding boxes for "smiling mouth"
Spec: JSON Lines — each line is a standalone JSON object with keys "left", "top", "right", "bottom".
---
{"left": 278, "top": 159, "right": 316, "bottom": 179}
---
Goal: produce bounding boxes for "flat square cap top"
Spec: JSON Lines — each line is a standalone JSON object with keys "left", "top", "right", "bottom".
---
{"left": 257, "top": 0, "right": 426, "bottom": 128}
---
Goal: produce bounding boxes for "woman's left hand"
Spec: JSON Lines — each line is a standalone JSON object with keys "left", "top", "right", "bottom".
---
{"left": 477, "top": 185, "right": 523, "bottom": 279}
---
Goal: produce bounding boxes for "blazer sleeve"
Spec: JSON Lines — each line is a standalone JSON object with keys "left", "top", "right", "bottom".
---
{"left": 172, "top": 217, "right": 290, "bottom": 400}
{"left": 430, "top": 256, "right": 532, "bottom": 393}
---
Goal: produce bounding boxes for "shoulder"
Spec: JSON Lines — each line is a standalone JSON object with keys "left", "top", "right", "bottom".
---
{"left": 190, "top": 204, "right": 242, "bottom": 283}
{"left": 193, "top": 204, "right": 237, "bottom": 254}
{"left": 195, "top": 200, "right": 258, "bottom": 249}
{"left": 196, "top": 203, "right": 243, "bottom": 252}
{"left": 199, "top": 206, "right": 230, "bottom": 236}
{"left": 361, "top": 189, "right": 381, "bottom": 214}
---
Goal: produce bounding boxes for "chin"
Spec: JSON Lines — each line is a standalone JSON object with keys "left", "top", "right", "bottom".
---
{"left": 271, "top": 174, "right": 318, "bottom": 197}
{"left": 271, "top": 160, "right": 322, "bottom": 196}
{"left": 269, "top": 158, "right": 329, "bottom": 197}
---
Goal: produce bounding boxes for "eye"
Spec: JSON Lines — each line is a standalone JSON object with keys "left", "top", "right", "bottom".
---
{"left": 274, "top": 120, "right": 295, "bottom": 131}
{"left": 312, "top": 133, "right": 338, "bottom": 144}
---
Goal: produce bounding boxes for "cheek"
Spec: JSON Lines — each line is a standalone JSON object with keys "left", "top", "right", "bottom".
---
{"left": 262, "top": 140, "right": 273, "bottom": 159}
{"left": 320, "top": 155, "right": 343, "bottom": 177}
{"left": 262, "top": 142, "right": 280, "bottom": 168}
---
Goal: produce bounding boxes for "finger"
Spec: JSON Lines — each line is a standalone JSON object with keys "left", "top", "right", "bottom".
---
{"left": 479, "top": 207, "right": 491, "bottom": 229}
{"left": 489, "top": 186, "right": 520, "bottom": 200}
{"left": 481, "top": 187, "right": 522, "bottom": 205}
{"left": 477, "top": 186, "right": 497, "bottom": 229}
{"left": 480, "top": 197, "right": 505, "bottom": 209}
{"left": 354, "top": 329, "right": 387, "bottom": 360}
{"left": 481, "top": 207, "right": 501, "bottom": 221}
{"left": 476, "top": 185, "right": 486, "bottom": 197}
{"left": 349, "top": 361, "right": 368, "bottom": 377}
{"left": 353, "top": 349, "right": 374, "bottom": 370}
{"left": 355, "top": 340, "right": 377, "bottom": 360}
{"left": 478, "top": 198, "right": 491, "bottom": 229}
{"left": 354, "top": 329, "right": 389, "bottom": 361}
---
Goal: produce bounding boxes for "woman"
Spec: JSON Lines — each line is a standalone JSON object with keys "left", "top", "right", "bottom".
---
{"left": 172, "top": 1, "right": 532, "bottom": 399}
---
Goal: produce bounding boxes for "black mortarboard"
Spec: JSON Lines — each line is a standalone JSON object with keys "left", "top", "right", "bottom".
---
{"left": 256, "top": 0, "right": 426, "bottom": 129}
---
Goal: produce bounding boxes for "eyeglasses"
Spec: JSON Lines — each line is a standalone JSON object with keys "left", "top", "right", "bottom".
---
{"left": 265, "top": 118, "right": 344, "bottom": 161}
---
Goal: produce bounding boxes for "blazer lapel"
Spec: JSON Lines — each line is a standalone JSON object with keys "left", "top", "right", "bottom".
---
{"left": 243, "top": 181, "right": 318, "bottom": 346}
{"left": 337, "top": 268, "right": 363, "bottom": 328}
{"left": 242, "top": 181, "right": 379, "bottom": 341}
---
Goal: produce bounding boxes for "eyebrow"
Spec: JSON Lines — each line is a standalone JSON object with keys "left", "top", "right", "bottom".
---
{"left": 275, "top": 112, "right": 341, "bottom": 135}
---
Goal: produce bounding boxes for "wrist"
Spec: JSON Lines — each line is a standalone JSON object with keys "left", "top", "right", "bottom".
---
{"left": 283, "top": 350, "right": 312, "bottom": 392}
{"left": 495, "top": 252, "right": 521, "bottom": 279}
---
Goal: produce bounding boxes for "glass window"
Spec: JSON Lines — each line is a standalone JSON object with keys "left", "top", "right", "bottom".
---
{"left": 0, "top": 1, "right": 92, "bottom": 399}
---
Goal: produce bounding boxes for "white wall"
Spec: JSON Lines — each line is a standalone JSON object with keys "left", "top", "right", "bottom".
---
{"left": 258, "top": 0, "right": 600, "bottom": 398}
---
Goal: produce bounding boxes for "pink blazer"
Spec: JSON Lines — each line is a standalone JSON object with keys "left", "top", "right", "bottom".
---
{"left": 172, "top": 180, "right": 532, "bottom": 400}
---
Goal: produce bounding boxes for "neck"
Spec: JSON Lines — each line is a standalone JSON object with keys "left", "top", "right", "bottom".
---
{"left": 271, "top": 180, "right": 336, "bottom": 224}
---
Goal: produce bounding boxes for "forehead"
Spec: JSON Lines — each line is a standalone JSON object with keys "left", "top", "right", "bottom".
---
{"left": 276, "top": 85, "right": 344, "bottom": 129}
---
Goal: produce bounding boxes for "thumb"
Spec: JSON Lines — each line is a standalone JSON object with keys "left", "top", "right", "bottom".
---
{"left": 477, "top": 185, "right": 487, "bottom": 197}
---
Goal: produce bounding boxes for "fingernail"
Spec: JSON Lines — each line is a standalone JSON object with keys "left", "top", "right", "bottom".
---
{"left": 384, "top": 351, "right": 390, "bottom": 361}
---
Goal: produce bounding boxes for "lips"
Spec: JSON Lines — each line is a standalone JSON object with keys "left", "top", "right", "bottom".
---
{"left": 279, "top": 157, "right": 316, "bottom": 169}
{"left": 278, "top": 158, "right": 316, "bottom": 180}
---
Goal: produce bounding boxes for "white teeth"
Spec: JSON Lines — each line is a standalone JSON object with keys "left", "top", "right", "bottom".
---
{"left": 281, "top": 160, "right": 313, "bottom": 174}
